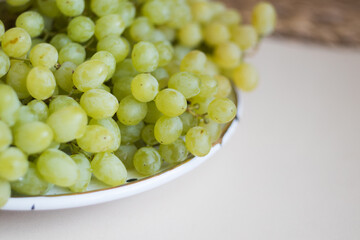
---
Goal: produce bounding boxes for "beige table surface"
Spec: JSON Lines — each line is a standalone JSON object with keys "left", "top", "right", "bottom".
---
{"left": 1, "top": 39, "right": 360, "bottom": 240}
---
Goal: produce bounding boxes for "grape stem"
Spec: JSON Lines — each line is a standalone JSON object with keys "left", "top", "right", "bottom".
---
{"left": 186, "top": 105, "right": 208, "bottom": 121}
{"left": 83, "top": 37, "right": 95, "bottom": 49}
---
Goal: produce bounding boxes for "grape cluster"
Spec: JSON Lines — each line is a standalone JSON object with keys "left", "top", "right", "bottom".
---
{"left": 0, "top": 0, "right": 276, "bottom": 207}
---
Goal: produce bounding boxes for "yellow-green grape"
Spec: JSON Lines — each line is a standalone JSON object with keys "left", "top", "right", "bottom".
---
{"left": 204, "top": 57, "right": 220, "bottom": 77}
{"left": 50, "top": 33, "right": 72, "bottom": 51}
{"left": 113, "top": 59, "right": 138, "bottom": 82}
{"left": 56, "top": 0, "right": 84, "bottom": 17}
{"left": 154, "top": 41, "right": 174, "bottom": 67}
{"left": 167, "top": 0, "right": 191, "bottom": 28}
{"left": 168, "top": 72, "right": 200, "bottom": 99}
{"left": 58, "top": 42, "right": 86, "bottom": 65}
{"left": 214, "top": 75, "right": 232, "bottom": 98}
{"left": 80, "top": 89, "right": 119, "bottom": 119}
{"left": 15, "top": 11, "right": 44, "bottom": 38}
{"left": 0, "top": 84, "right": 21, "bottom": 126}
{"left": 158, "top": 25, "right": 176, "bottom": 42}
{"left": 0, "top": 50, "right": 10, "bottom": 79}
{"left": 178, "top": 22, "right": 203, "bottom": 48}
{"left": 91, "top": 51, "right": 116, "bottom": 81}
{"left": 77, "top": 125, "right": 114, "bottom": 153}
{"left": 208, "top": 98, "right": 237, "bottom": 124}
{"left": 68, "top": 153, "right": 91, "bottom": 192}
{"left": 231, "top": 25, "right": 258, "bottom": 50}
{"left": 27, "top": 100, "right": 49, "bottom": 122}
{"left": 0, "top": 147, "right": 28, "bottom": 181}
{"left": 112, "top": 76, "right": 132, "bottom": 101}
{"left": 13, "top": 106, "right": 38, "bottom": 126}
{"left": 6, "top": 0, "right": 30, "bottom": 7}
{"left": 233, "top": 63, "right": 259, "bottom": 91}
{"left": 203, "top": 22, "right": 230, "bottom": 46}
{"left": 144, "top": 101, "right": 163, "bottom": 124}
{"left": 37, "top": 0, "right": 61, "bottom": 18}
{"left": 214, "top": 42, "right": 242, "bottom": 69}
{"left": 91, "top": 152, "right": 127, "bottom": 186}
{"left": 0, "top": 121, "right": 12, "bottom": 152}
{"left": 199, "top": 119, "right": 222, "bottom": 144}
{"left": 1, "top": 28, "right": 31, "bottom": 58}
{"left": 185, "top": 126, "right": 211, "bottom": 157}
{"left": 132, "top": 41, "right": 159, "bottom": 73}
{"left": 154, "top": 116, "right": 182, "bottom": 145}
{"left": 95, "top": 14, "right": 125, "bottom": 40}
{"left": 180, "top": 50, "right": 206, "bottom": 74}
{"left": 133, "top": 147, "right": 161, "bottom": 176}
{"left": 131, "top": 73, "right": 159, "bottom": 103}
{"left": 190, "top": 1, "right": 214, "bottom": 23}
{"left": 149, "top": 29, "right": 167, "bottom": 43}
{"left": 117, "top": 95, "right": 148, "bottom": 126}
{"left": 48, "top": 95, "right": 80, "bottom": 114}
{"left": 73, "top": 60, "right": 108, "bottom": 92}
{"left": 130, "top": 17, "right": 154, "bottom": 42}
{"left": 90, "top": 0, "right": 119, "bottom": 17}
{"left": 117, "top": 121, "right": 144, "bottom": 144}
{"left": 26, "top": 66, "right": 56, "bottom": 100}
{"left": 155, "top": 89, "right": 187, "bottom": 117}
{"left": 251, "top": 2, "right": 276, "bottom": 36}
{"left": 67, "top": 16, "right": 95, "bottom": 43}
{"left": 141, "top": 124, "right": 158, "bottom": 146}
{"left": 14, "top": 121, "right": 53, "bottom": 154}
{"left": 114, "top": 144, "right": 137, "bottom": 169}
{"left": 37, "top": 149, "right": 79, "bottom": 187}
{"left": 142, "top": 0, "right": 170, "bottom": 25}
{"left": 190, "top": 95, "right": 214, "bottom": 115}
{"left": 11, "top": 162, "right": 52, "bottom": 196}
{"left": 174, "top": 45, "right": 191, "bottom": 62}
{"left": 152, "top": 67, "right": 169, "bottom": 90}
{"left": 179, "top": 112, "right": 197, "bottom": 135}
{"left": 97, "top": 36, "right": 129, "bottom": 63}
{"left": 116, "top": 0, "right": 136, "bottom": 27}
{"left": 6, "top": 61, "right": 31, "bottom": 99}
{"left": 54, "top": 61, "right": 76, "bottom": 92}
{"left": 159, "top": 138, "right": 188, "bottom": 164}
{"left": 196, "top": 74, "right": 218, "bottom": 99}
{"left": 47, "top": 106, "right": 87, "bottom": 143}
{"left": 29, "top": 43, "right": 58, "bottom": 68}
{"left": 0, "top": 20, "right": 4, "bottom": 39}
{"left": 89, "top": 118, "right": 120, "bottom": 152}
{"left": 0, "top": 179, "right": 10, "bottom": 208}
{"left": 213, "top": 9, "right": 241, "bottom": 26}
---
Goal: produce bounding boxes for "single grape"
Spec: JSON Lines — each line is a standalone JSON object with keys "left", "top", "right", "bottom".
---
{"left": 112, "top": 58, "right": 138, "bottom": 81}
{"left": 129, "top": 17, "right": 154, "bottom": 42}
{"left": 0, "top": 20, "right": 4, "bottom": 39}
{"left": 48, "top": 95, "right": 80, "bottom": 114}
{"left": 144, "top": 101, "right": 163, "bottom": 124}
{"left": 185, "top": 127, "right": 211, "bottom": 157}
{"left": 6, "top": 61, "right": 31, "bottom": 99}
{"left": 213, "top": 9, "right": 241, "bottom": 26}
{"left": 196, "top": 74, "right": 218, "bottom": 99}
{"left": 97, "top": 36, "right": 129, "bottom": 63}
{"left": 116, "top": 0, "right": 136, "bottom": 27}
{"left": 0, "top": 84, "right": 21, "bottom": 126}
{"left": 142, "top": 0, "right": 171, "bottom": 25}
{"left": 168, "top": 72, "right": 200, "bottom": 99}
{"left": 132, "top": 41, "right": 159, "bottom": 73}
{"left": 167, "top": 0, "right": 191, "bottom": 28}
{"left": 0, "top": 50, "right": 11, "bottom": 79}
{"left": 50, "top": 33, "right": 72, "bottom": 51}
{"left": 252, "top": 2, "right": 276, "bottom": 36}
{"left": 155, "top": 89, "right": 187, "bottom": 117}
{"left": 214, "top": 42, "right": 242, "bottom": 69}
{"left": 69, "top": 154, "right": 91, "bottom": 192}
{"left": 80, "top": 89, "right": 119, "bottom": 119}
{"left": 0, "top": 121, "right": 12, "bottom": 152}
{"left": 91, "top": 51, "right": 116, "bottom": 81}
{"left": 114, "top": 144, "right": 137, "bottom": 169}
{"left": 0, "top": 179, "right": 10, "bottom": 208}
{"left": 89, "top": 118, "right": 121, "bottom": 152}
{"left": 131, "top": 73, "right": 159, "bottom": 102}
{"left": 179, "top": 112, "right": 198, "bottom": 135}
{"left": 29, "top": 43, "right": 58, "bottom": 68}
{"left": 26, "top": 66, "right": 56, "bottom": 100}
{"left": 27, "top": 100, "right": 49, "bottom": 122}
{"left": 6, "top": 0, "right": 30, "bottom": 7}
{"left": 232, "top": 63, "right": 259, "bottom": 91}
{"left": 90, "top": 0, "right": 119, "bottom": 17}
{"left": 117, "top": 95, "right": 148, "bottom": 126}
{"left": 208, "top": 98, "right": 237, "bottom": 124}
{"left": 190, "top": 1, "right": 214, "bottom": 23}
{"left": 54, "top": 61, "right": 77, "bottom": 92}
{"left": 73, "top": 60, "right": 108, "bottom": 92}
{"left": 117, "top": 121, "right": 144, "bottom": 144}
{"left": 141, "top": 124, "right": 158, "bottom": 146}
{"left": 112, "top": 76, "right": 133, "bottom": 101}
{"left": 180, "top": 50, "right": 206, "bottom": 74}
{"left": 231, "top": 25, "right": 258, "bottom": 50}
{"left": 159, "top": 138, "right": 188, "bottom": 164}
{"left": 15, "top": 11, "right": 44, "bottom": 37}
{"left": 154, "top": 41, "right": 174, "bottom": 67}
{"left": 154, "top": 116, "right": 183, "bottom": 145}
{"left": 95, "top": 14, "right": 125, "bottom": 40}
{"left": 67, "top": 16, "right": 95, "bottom": 43}
{"left": 178, "top": 22, "right": 203, "bottom": 48}
{"left": 0, "top": 147, "right": 28, "bottom": 181}
{"left": 133, "top": 147, "right": 161, "bottom": 176}
{"left": 214, "top": 75, "right": 232, "bottom": 98}
{"left": 1, "top": 27, "right": 31, "bottom": 58}
{"left": 37, "top": 0, "right": 61, "bottom": 18}
{"left": 77, "top": 125, "right": 114, "bottom": 153}
{"left": 203, "top": 22, "right": 230, "bottom": 46}
{"left": 56, "top": 0, "right": 84, "bottom": 17}
{"left": 58, "top": 42, "right": 86, "bottom": 65}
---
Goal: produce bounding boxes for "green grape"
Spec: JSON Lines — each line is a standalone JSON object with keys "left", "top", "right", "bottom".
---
{"left": 131, "top": 73, "right": 159, "bottom": 103}
{"left": 168, "top": 72, "right": 200, "bottom": 99}
{"left": 180, "top": 50, "right": 206, "bottom": 74}
{"left": 28, "top": 38, "right": 46, "bottom": 54}
{"left": 154, "top": 116, "right": 182, "bottom": 145}
{"left": 0, "top": 179, "right": 10, "bottom": 208}
{"left": 141, "top": 124, "right": 158, "bottom": 146}
{"left": 190, "top": 1, "right": 214, "bottom": 23}
{"left": 116, "top": 0, "right": 136, "bottom": 27}
{"left": 54, "top": 61, "right": 76, "bottom": 92}
{"left": 185, "top": 126, "right": 211, "bottom": 157}
{"left": 50, "top": 33, "right": 72, "bottom": 51}
{"left": 199, "top": 119, "right": 222, "bottom": 144}
{"left": 0, "top": 121, "right": 12, "bottom": 152}
{"left": 112, "top": 76, "right": 132, "bottom": 101}
{"left": 97, "top": 35, "right": 129, "bottom": 63}
{"left": 142, "top": 0, "right": 170, "bottom": 25}
{"left": 214, "top": 75, "right": 232, "bottom": 98}
{"left": 133, "top": 147, "right": 161, "bottom": 176}
{"left": 112, "top": 59, "right": 138, "bottom": 82}
{"left": 89, "top": 118, "right": 121, "bottom": 152}
{"left": 190, "top": 95, "right": 214, "bottom": 115}
{"left": 158, "top": 26, "right": 176, "bottom": 42}
{"left": 155, "top": 89, "right": 187, "bottom": 117}
{"left": 13, "top": 105, "right": 38, "bottom": 126}
{"left": 233, "top": 63, "right": 259, "bottom": 91}
{"left": 167, "top": 0, "right": 191, "bottom": 28}
{"left": 114, "top": 144, "right": 137, "bottom": 169}
{"left": 213, "top": 9, "right": 241, "bottom": 26}
{"left": 251, "top": 2, "right": 276, "bottom": 36}
{"left": 117, "top": 121, "right": 144, "bottom": 144}
{"left": 73, "top": 60, "right": 108, "bottom": 92}
{"left": 91, "top": 51, "right": 116, "bottom": 81}
{"left": 174, "top": 45, "right": 191, "bottom": 62}
{"left": 69, "top": 153, "right": 91, "bottom": 192}
{"left": 15, "top": 11, "right": 44, "bottom": 38}
{"left": 204, "top": 58, "right": 220, "bottom": 77}
{"left": 1, "top": 27, "right": 31, "bottom": 58}
{"left": 37, "top": 0, "right": 61, "bottom": 18}
{"left": 132, "top": 41, "right": 159, "bottom": 73}
{"left": 208, "top": 98, "right": 237, "bottom": 124}
{"left": 231, "top": 25, "right": 258, "bottom": 50}
{"left": 77, "top": 125, "right": 114, "bottom": 153}
{"left": 0, "top": 50, "right": 11, "bottom": 79}
{"left": 95, "top": 14, "right": 125, "bottom": 40}
{"left": 0, "top": 20, "right": 4, "bottom": 39}
{"left": 80, "top": 89, "right": 119, "bottom": 119}
{"left": 90, "top": 0, "right": 119, "bottom": 17}
{"left": 117, "top": 95, "right": 148, "bottom": 126}
{"left": 0, "top": 84, "right": 21, "bottom": 126}
{"left": 179, "top": 112, "right": 197, "bottom": 135}
{"left": 56, "top": 0, "right": 84, "bottom": 17}
{"left": 47, "top": 106, "right": 88, "bottom": 143}
{"left": 26, "top": 66, "right": 56, "bottom": 100}
{"left": 214, "top": 42, "right": 242, "bottom": 69}
{"left": 178, "top": 22, "right": 202, "bottom": 48}
{"left": 27, "top": 100, "right": 49, "bottom": 122}
{"left": 149, "top": 29, "right": 167, "bottom": 43}
{"left": 6, "top": 0, "right": 30, "bottom": 7}
{"left": 130, "top": 17, "right": 154, "bottom": 42}
{"left": 29, "top": 43, "right": 58, "bottom": 68}
{"left": 152, "top": 67, "right": 169, "bottom": 90}
{"left": 144, "top": 101, "right": 163, "bottom": 124}
{"left": 58, "top": 42, "right": 86, "bottom": 65}
{"left": 6, "top": 61, "right": 31, "bottom": 99}
{"left": 37, "top": 149, "right": 79, "bottom": 187}
{"left": 0, "top": 147, "right": 28, "bottom": 181}
{"left": 67, "top": 16, "right": 95, "bottom": 43}
{"left": 11, "top": 162, "right": 52, "bottom": 196}
{"left": 159, "top": 138, "right": 188, "bottom": 164}
{"left": 154, "top": 41, "right": 174, "bottom": 67}
{"left": 196, "top": 74, "right": 218, "bottom": 99}
{"left": 91, "top": 152, "right": 127, "bottom": 186}
{"left": 98, "top": 84, "right": 111, "bottom": 92}
{"left": 48, "top": 95, "right": 80, "bottom": 114}
{"left": 203, "top": 22, "right": 230, "bottom": 46}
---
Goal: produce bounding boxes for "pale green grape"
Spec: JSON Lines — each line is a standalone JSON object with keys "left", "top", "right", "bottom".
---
{"left": 47, "top": 106, "right": 87, "bottom": 143}
{"left": 167, "top": 0, "right": 191, "bottom": 28}
{"left": 141, "top": 124, "right": 158, "bottom": 146}
{"left": 144, "top": 101, "right": 163, "bottom": 124}
{"left": 214, "top": 75, "right": 232, "bottom": 98}
{"left": 29, "top": 43, "right": 58, "bottom": 68}
{"left": 213, "top": 9, "right": 241, "bottom": 26}
{"left": 89, "top": 118, "right": 121, "bottom": 152}
{"left": 0, "top": 147, "right": 28, "bottom": 181}
{"left": 130, "top": 17, "right": 154, "bottom": 42}
{"left": 80, "top": 89, "right": 119, "bottom": 119}
{"left": 208, "top": 98, "right": 237, "bottom": 124}
{"left": 117, "top": 121, "right": 144, "bottom": 144}
{"left": 37, "top": 149, "right": 79, "bottom": 187}
{"left": 0, "top": 50, "right": 11, "bottom": 79}
{"left": 26, "top": 66, "right": 56, "bottom": 100}
{"left": 179, "top": 112, "right": 197, "bottom": 135}
{"left": 6, "top": 0, "right": 30, "bottom": 7}
{"left": 196, "top": 74, "right": 218, "bottom": 99}
{"left": 152, "top": 67, "right": 169, "bottom": 90}
{"left": 91, "top": 152, "right": 127, "bottom": 186}
{"left": 168, "top": 72, "right": 200, "bottom": 99}
{"left": 13, "top": 106, "right": 38, "bottom": 126}
{"left": 251, "top": 2, "right": 276, "bottom": 36}
{"left": 185, "top": 126, "right": 211, "bottom": 157}
{"left": 37, "top": 0, "right": 61, "bottom": 18}
{"left": 203, "top": 22, "right": 230, "bottom": 46}
{"left": 174, "top": 45, "right": 191, "bottom": 62}
{"left": 231, "top": 25, "right": 258, "bottom": 50}
{"left": 155, "top": 89, "right": 187, "bottom": 117}
{"left": 116, "top": 0, "right": 136, "bottom": 27}
{"left": 117, "top": 95, "right": 147, "bottom": 126}
{"left": 1, "top": 28, "right": 31, "bottom": 58}
{"left": 112, "top": 58, "right": 138, "bottom": 82}
{"left": 50, "top": 33, "right": 72, "bottom": 51}
{"left": 131, "top": 73, "right": 159, "bottom": 102}
{"left": 114, "top": 144, "right": 137, "bottom": 169}
{"left": 232, "top": 63, "right": 259, "bottom": 91}
{"left": 67, "top": 16, "right": 95, "bottom": 43}
{"left": 77, "top": 125, "right": 114, "bottom": 153}
{"left": 0, "top": 20, "right": 4, "bottom": 39}
{"left": 214, "top": 42, "right": 242, "bottom": 69}
{"left": 149, "top": 29, "right": 167, "bottom": 43}
{"left": 0, "top": 179, "right": 10, "bottom": 208}
{"left": 190, "top": 95, "right": 214, "bottom": 115}
{"left": 159, "top": 138, "right": 188, "bottom": 164}
{"left": 90, "top": 0, "right": 119, "bottom": 17}
{"left": 73, "top": 60, "right": 108, "bottom": 92}
{"left": 91, "top": 51, "right": 116, "bottom": 81}
{"left": 6, "top": 61, "right": 31, "bottom": 99}
{"left": 142, "top": 0, "right": 170, "bottom": 25}
{"left": 178, "top": 22, "right": 202, "bottom": 48}
{"left": 15, "top": 11, "right": 44, "bottom": 37}
{"left": 154, "top": 41, "right": 174, "bottom": 67}
{"left": 112, "top": 76, "right": 132, "bottom": 101}
{"left": 180, "top": 50, "right": 206, "bottom": 74}
{"left": 97, "top": 36, "right": 129, "bottom": 63}
{"left": 69, "top": 153, "right": 91, "bottom": 192}
{"left": 95, "top": 14, "right": 125, "bottom": 40}
{"left": 158, "top": 26, "right": 176, "bottom": 42}
{"left": 58, "top": 42, "right": 86, "bottom": 65}
{"left": 133, "top": 147, "right": 161, "bottom": 176}
{"left": 0, "top": 84, "right": 20, "bottom": 126}
{"left": 0, "top": 121, "right": 12, "bottom": 152}
{"left": 190, "top": 1, "right": 214, "bottom": 23}
{"left": 132, "top": 41, "right": 159, "bottom": 73}
{"left": 154, "top": 116, "right": 182, "bottom": 145}
{"left": 56, "top": 0, "right": 84, "bottom": 17}
{"left": 48, "top": 95, "right": 80, "bottom": 114}
{"left": 199, "top": 119, "right": 222, "bottom": 144}
{"left": 27, "top": 100, "right": 49, "bottom": 122}
{"left": 54, "top": 61, "right": 76, "bottom": 92}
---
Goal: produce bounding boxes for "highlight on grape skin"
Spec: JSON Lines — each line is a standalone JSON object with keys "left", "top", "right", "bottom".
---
{"left": 0, "top": 0, "right": 276, "bottom": 208}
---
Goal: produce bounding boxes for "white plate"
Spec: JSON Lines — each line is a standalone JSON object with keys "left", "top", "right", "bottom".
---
{"left": 2, "top": 90, "right": 241, "bottom": 211}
